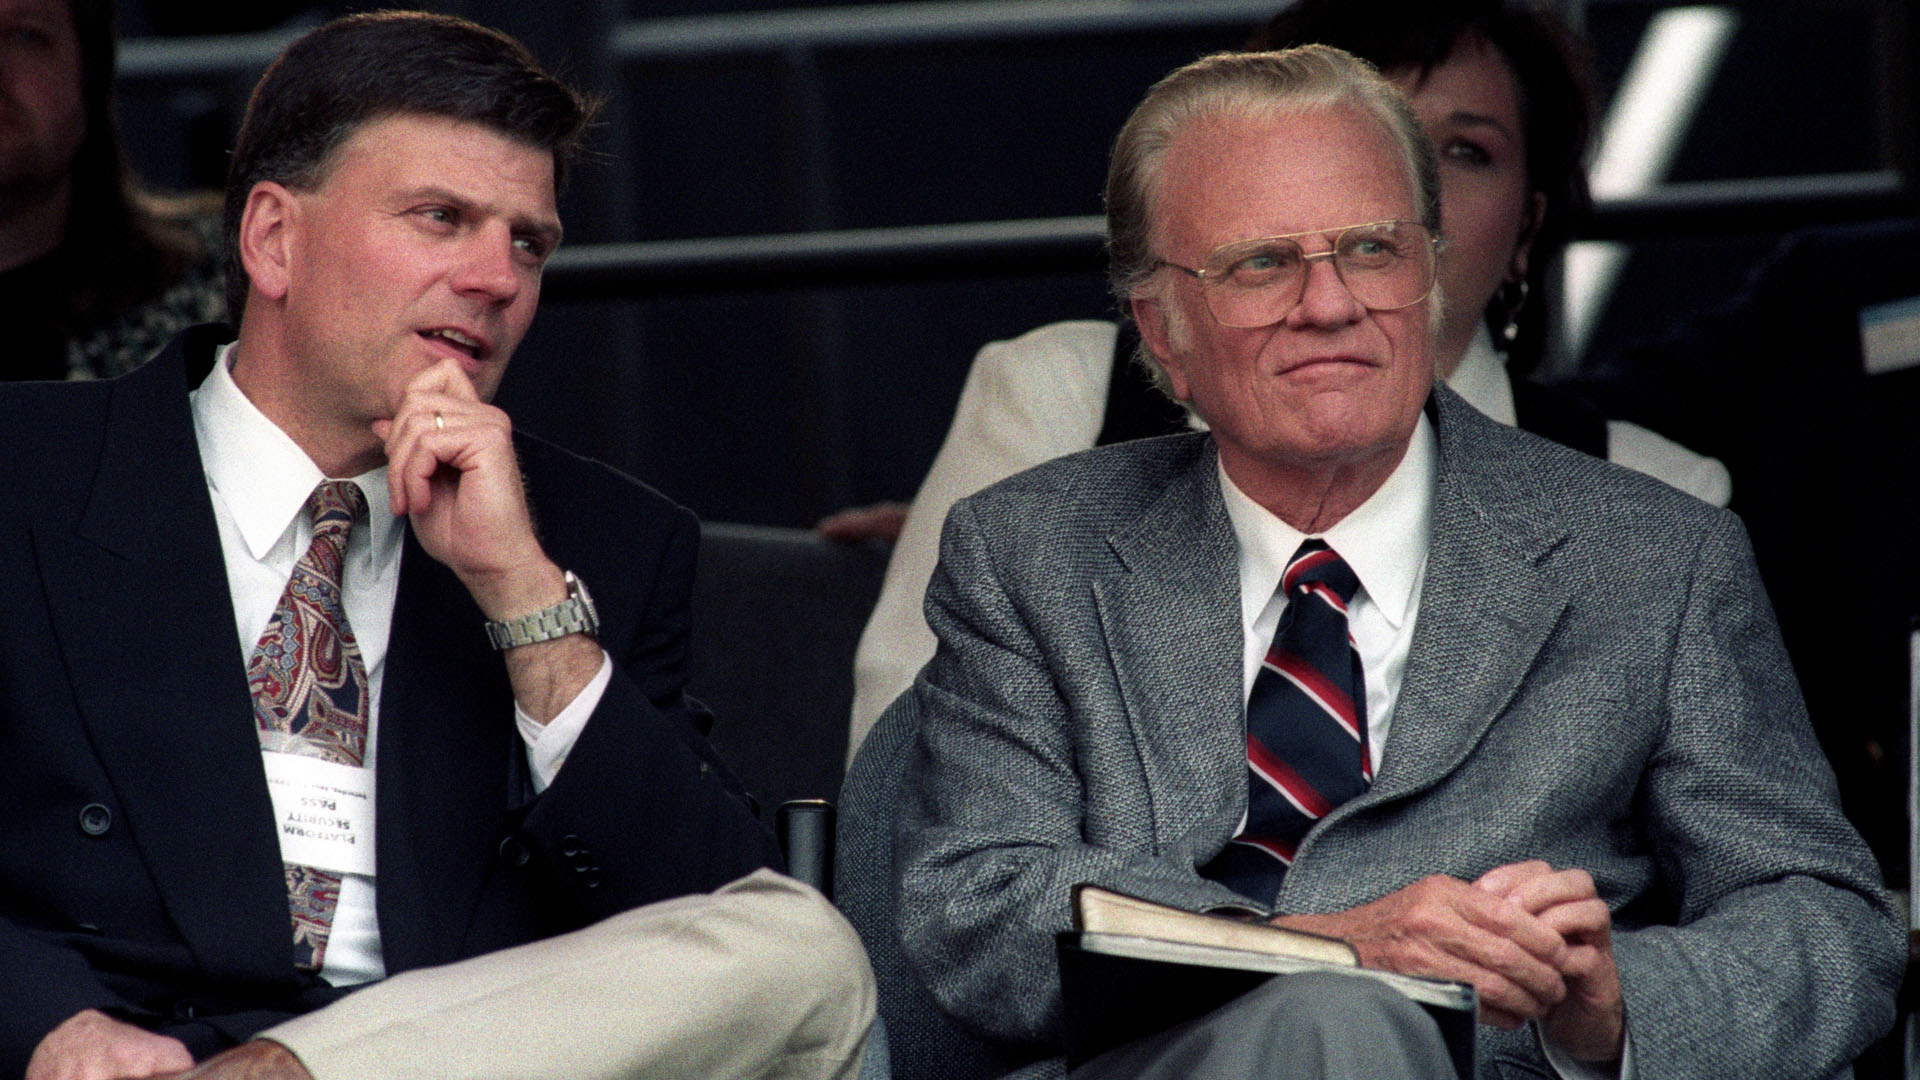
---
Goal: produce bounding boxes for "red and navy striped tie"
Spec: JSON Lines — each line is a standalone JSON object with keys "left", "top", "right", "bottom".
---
{"left": 1203, "top": 539, "right": 1369, "bottom": 903}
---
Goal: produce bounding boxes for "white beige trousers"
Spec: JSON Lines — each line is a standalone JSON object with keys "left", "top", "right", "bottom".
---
{"left": 264, "top": 869, "right": 874, "bottom": 1080}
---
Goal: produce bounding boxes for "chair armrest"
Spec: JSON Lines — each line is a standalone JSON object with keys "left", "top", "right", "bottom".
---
{"left": 778, "top": 798, "right": 836, "bottom": 897}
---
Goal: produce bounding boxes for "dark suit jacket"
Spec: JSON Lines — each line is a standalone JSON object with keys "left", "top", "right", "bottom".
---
{"left": 0, "top": 325, "right": 780, "bottom": 1074}
{"left": 1568, "top": 219, "right": 1920, "bottom": 879}
{"left": 862, "top": 386, "right": 1899, "bottom": 1079}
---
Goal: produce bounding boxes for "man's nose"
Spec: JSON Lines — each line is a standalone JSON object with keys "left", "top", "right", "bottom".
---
{"left": 1285, "top": 253, "right": 1365, "bottom": 328}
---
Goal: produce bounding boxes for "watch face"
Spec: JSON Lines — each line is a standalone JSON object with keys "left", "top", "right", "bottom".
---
{"left": 566, "top": 571, "right": 600, "bottom": 635}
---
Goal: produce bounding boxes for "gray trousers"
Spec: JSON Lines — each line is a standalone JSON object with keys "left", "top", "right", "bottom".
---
{"left": 264, "top": 870, "right": 876, "bottom": 1080}
{"left": 1069, "top": 970, "right": 1459, "bottom": 1080}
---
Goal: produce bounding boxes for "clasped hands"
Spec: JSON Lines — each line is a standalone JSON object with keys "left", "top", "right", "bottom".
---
{"left": 1274, "top": 860, "right": 1624, "bottom": 1064}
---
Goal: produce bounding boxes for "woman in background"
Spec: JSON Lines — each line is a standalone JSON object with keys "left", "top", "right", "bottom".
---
{"left": 0, "top": 0, "right": 224, "bottom": 382}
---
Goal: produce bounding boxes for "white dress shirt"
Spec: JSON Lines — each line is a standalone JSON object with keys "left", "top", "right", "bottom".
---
{"left": 1218, "top": 413, "right": 1435, "bottom": 772}
{"left": 189, "top": 344, "right": 609, "bottom": 987}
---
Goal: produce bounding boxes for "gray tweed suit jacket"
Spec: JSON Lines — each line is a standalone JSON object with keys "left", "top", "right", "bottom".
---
{"left": 886, "top": 385, "right": 1901, "bottom": 1079}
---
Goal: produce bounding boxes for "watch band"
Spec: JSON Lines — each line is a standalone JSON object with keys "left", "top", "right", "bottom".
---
{"left": 484, "top": 570, "right": 599, "bottom": 651}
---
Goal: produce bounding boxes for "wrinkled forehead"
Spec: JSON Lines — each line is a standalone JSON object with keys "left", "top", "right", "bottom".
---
{"left": 1150, "top": 104, "right": 1421, "bottom": 250}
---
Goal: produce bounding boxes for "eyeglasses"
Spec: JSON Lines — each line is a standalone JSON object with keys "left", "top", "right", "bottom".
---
{"left": 1156, "top": 220, "right": 1443, "bottom": 329}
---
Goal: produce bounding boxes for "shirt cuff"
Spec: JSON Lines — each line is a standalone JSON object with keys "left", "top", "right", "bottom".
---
{"left": 514, "top": 651, "right": 612, "bottom": 792}
{"left": 1536, "top": 1019, "right": 1634, "bottom": 1080}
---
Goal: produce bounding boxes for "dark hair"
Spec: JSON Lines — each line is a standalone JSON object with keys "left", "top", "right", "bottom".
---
{"left": 1254, "top": 0, "right": 1595, "bottom": 375}
{"left": 222, "top": 10, "right": 595, "bottom": 321}
{"left": 56, "top": 0, "right": 214, "bottom": 337}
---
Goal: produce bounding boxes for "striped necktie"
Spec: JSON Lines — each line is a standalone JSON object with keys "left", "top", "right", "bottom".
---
{"left": 1203, "top": 539, "right": 1369, "bottom": 903}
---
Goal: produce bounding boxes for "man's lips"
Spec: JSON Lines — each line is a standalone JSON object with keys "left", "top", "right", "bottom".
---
{"left": 1276, "top": 354, "right": 1379, "bottom": 376}
{"left": 418, "top": 327, "right": 490, "bottom": 364}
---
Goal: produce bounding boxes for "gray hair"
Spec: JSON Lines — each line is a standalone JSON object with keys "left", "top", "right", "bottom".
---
{"left": 1103, "top": 45, "right": 1443, "bottom": 402}
{"left": 1105, "top": 45, "right": 1441, "bottom": 303}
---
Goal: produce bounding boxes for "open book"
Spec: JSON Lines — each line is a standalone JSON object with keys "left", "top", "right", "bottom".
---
{"left": 1058, "top": 884, "right": 1476, "bottom": 1075}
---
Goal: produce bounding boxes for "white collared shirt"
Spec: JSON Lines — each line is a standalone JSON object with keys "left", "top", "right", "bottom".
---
{"left": 189, "top": 343, "right": 608, "bottom": 987}
{"left": 1217, "top": 413, "right": 1436, "bottom": 774}
{"left": 1445, "top": 329, "right": 1520, "bottom": 426}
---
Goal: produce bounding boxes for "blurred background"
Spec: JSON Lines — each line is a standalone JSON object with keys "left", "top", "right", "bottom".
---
{"left": 109, "top": 0, "right": 1915, "bottom": 526}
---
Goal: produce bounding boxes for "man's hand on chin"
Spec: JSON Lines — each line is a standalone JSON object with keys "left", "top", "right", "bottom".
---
{"left": 27, "top": 1009, "right": 193, "bottom": 1080}
{"left": 371, "top": 358, "right": 551, "bottom": 604}
{"left": 372, "top": 357, "right": 600, "bottom": 725}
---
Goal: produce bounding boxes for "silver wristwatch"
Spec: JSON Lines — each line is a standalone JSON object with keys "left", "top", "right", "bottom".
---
{"left": 484, "top": 570, "right": 599, "bottom": 651}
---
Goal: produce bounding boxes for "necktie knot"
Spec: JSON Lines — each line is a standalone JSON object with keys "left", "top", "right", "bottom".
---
{"left": 308, "top": 481, "right": 366, "bottom": 544}
{"left": 1283, "top": 539, "right": 1359, "bottom": 606}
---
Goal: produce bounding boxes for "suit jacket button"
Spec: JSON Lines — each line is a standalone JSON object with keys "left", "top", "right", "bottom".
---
{"left": 78, "top": 804, "right": 112, "bottom": 837}
{"left": 579, "top": 868, "right": 602, "bottom": 889}
{"left": 560, "top": 834, "right": 585, "bottom": 858}
{"left": 497, "top": 837, "right": 531, "bottom": 868}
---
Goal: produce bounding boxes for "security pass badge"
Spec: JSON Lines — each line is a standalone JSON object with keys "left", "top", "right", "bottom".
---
{"left": 1860, "top": 294, "right": 1920, "bottom": 376}
{"left": 262, "top": 752, "right": 376, "bottom": 876}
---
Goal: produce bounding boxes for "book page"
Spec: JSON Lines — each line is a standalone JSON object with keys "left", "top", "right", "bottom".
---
{"left": 1072, "top": 884, "right": 1357, "bottom": 966}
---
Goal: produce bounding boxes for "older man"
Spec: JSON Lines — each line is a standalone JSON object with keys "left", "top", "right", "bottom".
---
{"left": 844, "top": 46, "right": 1898, "bottom": 1080}
{"left": 0, "top": 12, "right": 871, "bottom": 1080}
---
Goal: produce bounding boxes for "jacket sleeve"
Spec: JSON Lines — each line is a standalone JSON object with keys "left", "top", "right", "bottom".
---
{"left": 1607, "top": 514, "right": 1903, "bottom": 1077}
{"left": 500, "top": 498, "right": 781, "bottom": 928}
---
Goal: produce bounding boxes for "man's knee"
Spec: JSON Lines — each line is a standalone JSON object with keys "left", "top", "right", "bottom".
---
{"left": 712, "top": 870, "right": 877, "bottom": 1025}
{"left": 1074, "top": 971, "right": 1456, "bottom": 1080}
{"left": 688, "top": 870, "right": 876, "bottom": 1076}
{"left": 1234, "top": 972, "right": 1454, "bottom": 1076}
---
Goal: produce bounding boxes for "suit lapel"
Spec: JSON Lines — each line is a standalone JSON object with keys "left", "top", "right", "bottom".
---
{"left": 36, "top": 333, "right": 295, "bottom": 983}
{"left": 1092, "top": 445, "right": 1250, "bottom": 843}
{"left": 374, "top": 531, "right": 517, "bottom": 971}
{"left": 1361, "top": 388, "right": 1573, "bottom": 806}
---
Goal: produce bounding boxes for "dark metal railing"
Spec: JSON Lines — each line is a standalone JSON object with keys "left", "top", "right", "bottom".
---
{"left": 115, "top": 0, "right": 1276, "bottom": 81}
{"left": 611, "top": 0, "right": 1275, "bottom": 58}
{"left": 113, "top": 2, "right": 1914, "bottom": 302}
{"left": 541, "top": 171, "right": 1915, "bottom": 300}
{"left": 544, "top": 215, "right": 1106, "bottom": 299}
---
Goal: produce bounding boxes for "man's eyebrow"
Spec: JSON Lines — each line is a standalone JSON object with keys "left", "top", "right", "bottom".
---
{"left": 402, "top": 185, "right": 563, "bottom": 246}
{"left": 518, "top": 216, "right": 564, "bottom": 250}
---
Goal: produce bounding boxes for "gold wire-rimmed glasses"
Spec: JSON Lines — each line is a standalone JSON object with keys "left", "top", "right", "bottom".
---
{"left": 1156, "top": 220, "right": 1444, "bottom": 328}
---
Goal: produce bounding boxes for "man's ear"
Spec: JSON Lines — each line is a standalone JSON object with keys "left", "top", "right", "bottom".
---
{"left": 1130, "top": 293, "right": 1191, "bottom": 401}
{"left": 238, "top": 181, "right": 299, "bottom": 304}
{"left": 1508, "top": 191, "right": 1548, "bottom": 282}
